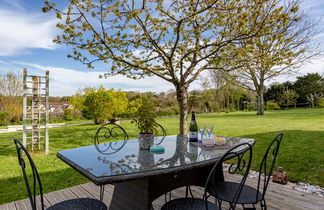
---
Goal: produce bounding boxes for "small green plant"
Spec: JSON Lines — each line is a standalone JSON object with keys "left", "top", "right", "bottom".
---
{"left": 265, "top": 101, "right": 281, "bottom": 110}
{"left": 316, "top": 97, "right": 324, "bottom": 107}
{"left": 0, "top": 112, "right": 9, "bottom": 126}
{"left": 132, "top": 97, "right": 158, "bottom": 134}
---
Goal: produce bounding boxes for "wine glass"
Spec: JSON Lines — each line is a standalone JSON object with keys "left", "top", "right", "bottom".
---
{"left": 205, "top": 123, "right": 214, "bottom": 137}
{"left": 199, "top": 127, "right": 205, "bottom": 142}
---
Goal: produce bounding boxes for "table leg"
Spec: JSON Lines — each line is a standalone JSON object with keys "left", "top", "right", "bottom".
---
{"left": 109, "top": 178, "right": 151, "bottom": 210}
{"left": 109, "top": 164, "right": 222, "bottom": 210}
{"left": 99, "top": 185, "right": 105, "bottom": 201}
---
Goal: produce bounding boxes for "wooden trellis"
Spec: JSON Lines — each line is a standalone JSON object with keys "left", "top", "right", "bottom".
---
{"left": 22, "top": 68, "right": 49, "bottom": 154}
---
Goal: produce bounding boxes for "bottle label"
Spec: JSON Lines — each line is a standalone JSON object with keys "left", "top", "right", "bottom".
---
{"left": 189, "top": 132, "right": 198, "bottom": 141}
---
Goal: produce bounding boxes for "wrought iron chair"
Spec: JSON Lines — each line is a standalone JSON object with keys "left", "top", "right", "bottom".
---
{"left": 161, "top": 142, "right": 253, "bottom": 210}
{"left": 94, "top": 122, "right": 129, "bottom": 155}
{"left": 131, "top": 118, "right": 166, "bottom": 146}
{"left": 94, "top": 122, "right": 129, "bottom": 200}
{"left": 153, "top": 122, "right": 167, "bottom": 145}
{"left": 209, "top": 133, "right": 283, "bottom": 210}
{"left": 13, "top": 139, "right": 107, "bottom": 210}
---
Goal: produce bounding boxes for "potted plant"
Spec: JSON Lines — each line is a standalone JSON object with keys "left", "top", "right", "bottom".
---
{"left": 132, "top": 97, "right": 158, "bottom": 149}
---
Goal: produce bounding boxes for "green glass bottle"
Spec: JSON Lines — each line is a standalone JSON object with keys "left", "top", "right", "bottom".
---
{"left": 189, "top": 111, "right": 198, "bottom": 142}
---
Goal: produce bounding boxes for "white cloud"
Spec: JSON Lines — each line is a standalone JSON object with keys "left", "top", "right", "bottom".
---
{"left": 2, "top": 57, "right": 323, "bottom": 96}
{"left": 314, "top": 33, "right": 324, "bottom": 40}
{"left": 0, "top": 7, "right": 58, "bottom": 56}
{"left": 0, "top": 59, "right": 203, "bottom": 96}
{"left": 9, "top": 61, "right": 178, "bottom": 96}
{"left": 268, "top": 56, "right": 324, "bottom": 84}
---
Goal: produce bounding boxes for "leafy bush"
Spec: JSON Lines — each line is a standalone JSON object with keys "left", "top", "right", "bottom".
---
{"left": 246, "top": 103, "right": 257, "bottom": 111}
{"left": 317, "top": 97, "right": 324, "bottom": 107}
{"left": 0, "top": 112, "right": 10, "bottom": 126}
{"left": 64, "top": 108, "right": 82, "bottom": 121}
{"left": 49, "top": 112, "right": 64, "bottom": 123}
{"left": 84, "top": 88, "right": 128, "bottom": 124}
{"left": 265, "top": 101, "right": 281, "bottom": 110}
{"left": 64, "top": 108, "right": 74, "bottom": 121}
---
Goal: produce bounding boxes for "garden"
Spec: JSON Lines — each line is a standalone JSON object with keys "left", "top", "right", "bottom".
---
{"left": 0, "top": 107, "right": 323, "bottom": 205}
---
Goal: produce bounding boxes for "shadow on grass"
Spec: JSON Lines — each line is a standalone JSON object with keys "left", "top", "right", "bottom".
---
{"left": 240, "top": 130, "right": 324, "bottom": 187}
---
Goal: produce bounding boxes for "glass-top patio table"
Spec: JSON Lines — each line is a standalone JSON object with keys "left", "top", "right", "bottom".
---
{"left": 57, "top": 135, "right": 254, "bottom": 210}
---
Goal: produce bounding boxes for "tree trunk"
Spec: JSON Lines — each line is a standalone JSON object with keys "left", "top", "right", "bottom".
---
{"left": 257, "top": 92, "right": 264, "bottom": 115}
{"left": 175, "top": 85, "right": 189, "bottom": 135}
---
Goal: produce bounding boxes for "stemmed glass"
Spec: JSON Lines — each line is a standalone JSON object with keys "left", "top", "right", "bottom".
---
{"left": 205, "top": 123, "right": 214, "bottom": 137}
{"left": 199, "top": 127, "right": 205, "bottom": 142}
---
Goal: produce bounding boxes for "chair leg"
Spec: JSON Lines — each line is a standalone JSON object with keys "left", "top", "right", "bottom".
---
{"left": 185, "top": 186, "right": 189, "bottom": 197}
{"left": 164, "top": 191, "right": 172, "bottom": 202}
{"left": 186, "top": 186, "right": 194, "bottom": 198}
{"left": 99, "top": 185, "right": 105, "bottom": 201}
{"left": 261, "top": 199, "right": 267, "bottom": 210}
{"left": 218, "top": 199, "right": 222, "bottom": 210}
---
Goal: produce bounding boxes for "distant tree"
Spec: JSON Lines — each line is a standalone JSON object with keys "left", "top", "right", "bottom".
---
{"left": 188, "top": 94, "right": 201, "bottom": 112}
{"left": 202, "top": 70, "right": 250, "bottom": 111}
{"left": 216, "top": 0, "right": 320, "bottom": 115}
{"left": 264, "top": 81, "right": 294, "bottom": 104}
{"left": 0, "top": 71, "right": 23, "bottom": 122}
{"left": 279, "top": 87, "right": 298, "bottom": 108}
{"left": 70, "top": 87, "right": 97, "bottom": 118}
{"left": 44, "top": 0, "right": 289, "bottom": 134}
{"left": 127, "top": 97, "right": 143, "bottom": 114}
{"left": 293, "top": 73, "right": 324, "bottom": 105}
{"left": 84, "top": 88, "right": 128, "bottom": 124}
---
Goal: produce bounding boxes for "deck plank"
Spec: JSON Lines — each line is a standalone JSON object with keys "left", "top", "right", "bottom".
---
{"left": 44, "top": 190, "right": 66, "bottom": 206}
{"left": 0, "top": 202, "right": 16, "bottom": 210}
{"left": 2, "top": 174, "right": 323, "bottom": 210}
{"left": 13, "top": 199, "right": 30, "bottom": 210}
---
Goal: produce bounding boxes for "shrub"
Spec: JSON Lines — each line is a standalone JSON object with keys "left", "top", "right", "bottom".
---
{"left": 64, "top": 108, "right": 82, "bottom": 121}
{"left": 64, "top": 108, "right": 74, "bottom": 121}
{"left": 49, "top": 112, "right": 64, "bottom": 123}
{"left": 265, "top": 101, "right": 281, "bottom": 110}
{"left": 0, "top": 112, "right": 10, "bottom": 126}
{"left": 317, "top": 97, "right": 324, "bottom": 107}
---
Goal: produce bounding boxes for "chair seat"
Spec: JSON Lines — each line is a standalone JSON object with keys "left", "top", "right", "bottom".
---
{"left": 209, "top": 181, "right": 262, "bottom": 204}
{"left": 47, "top": 198, "right": 107, "bottom": 210}
{"left": 161, "top": 198, "right": 219, "bottom": 210}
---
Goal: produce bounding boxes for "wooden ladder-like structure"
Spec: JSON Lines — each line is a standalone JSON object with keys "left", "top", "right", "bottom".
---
{"left": 22, "top": 68, "right": 49, "bottom": 154}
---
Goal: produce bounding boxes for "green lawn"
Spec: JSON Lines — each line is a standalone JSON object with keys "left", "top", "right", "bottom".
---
{"left": 0, "top": 108, "right": 323, "bottom": 204}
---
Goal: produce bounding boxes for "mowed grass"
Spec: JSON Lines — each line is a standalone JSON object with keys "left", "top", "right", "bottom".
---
{"left": 0, "top": 108, "right": 323, "bottom": 204}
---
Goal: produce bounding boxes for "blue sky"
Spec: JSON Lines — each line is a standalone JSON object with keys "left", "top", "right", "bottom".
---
{"left": 0, "top": 0, "right": 323, "bottom": 96}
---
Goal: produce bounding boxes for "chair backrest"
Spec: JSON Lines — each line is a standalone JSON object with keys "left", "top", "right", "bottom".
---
{"left": 256, "top": 133, "right": 283, "bottom": 201}
{"left": 131, "top": 118, "right": 167, "bottom": 145}
{"left": 14, "top": 139, "right": 44, "bottom": 210}
{"left": 205, "top": 142, "right": 253, "bottom": 209}
{"left": 94, "top": 122, "right": 129, "bottom": 154}
{"left": 153, "top": 122, "right": 166, "bottom": 145}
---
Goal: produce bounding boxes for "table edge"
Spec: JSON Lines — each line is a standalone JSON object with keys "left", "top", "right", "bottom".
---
{"left": 57, "top": 138, "right": 255, "bottom": 185}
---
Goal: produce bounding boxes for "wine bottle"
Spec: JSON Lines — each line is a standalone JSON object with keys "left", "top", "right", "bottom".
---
{"left": 189, "top": 111, "right": 198, "bottom": 142}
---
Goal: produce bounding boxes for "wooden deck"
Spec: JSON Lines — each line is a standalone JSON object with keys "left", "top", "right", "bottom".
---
{"left": 1, "top": 174, "right": 323, "bottom": 210}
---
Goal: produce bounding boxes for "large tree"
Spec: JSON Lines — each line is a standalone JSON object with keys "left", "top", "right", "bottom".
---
{"left": 213, "top": 0, "right": 320, "bottom": 115}
{"left": 44, "top": 0, "right": 293, "bottom": 134}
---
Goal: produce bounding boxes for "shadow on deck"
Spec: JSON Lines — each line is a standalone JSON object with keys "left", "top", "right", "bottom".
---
{"left": 0, "top": 174, "right": 323, "bottom": 210}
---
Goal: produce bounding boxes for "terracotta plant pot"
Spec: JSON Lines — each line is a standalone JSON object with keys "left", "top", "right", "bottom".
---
{"left": 138, "top": 133, "right": 155, "bottom": 150}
